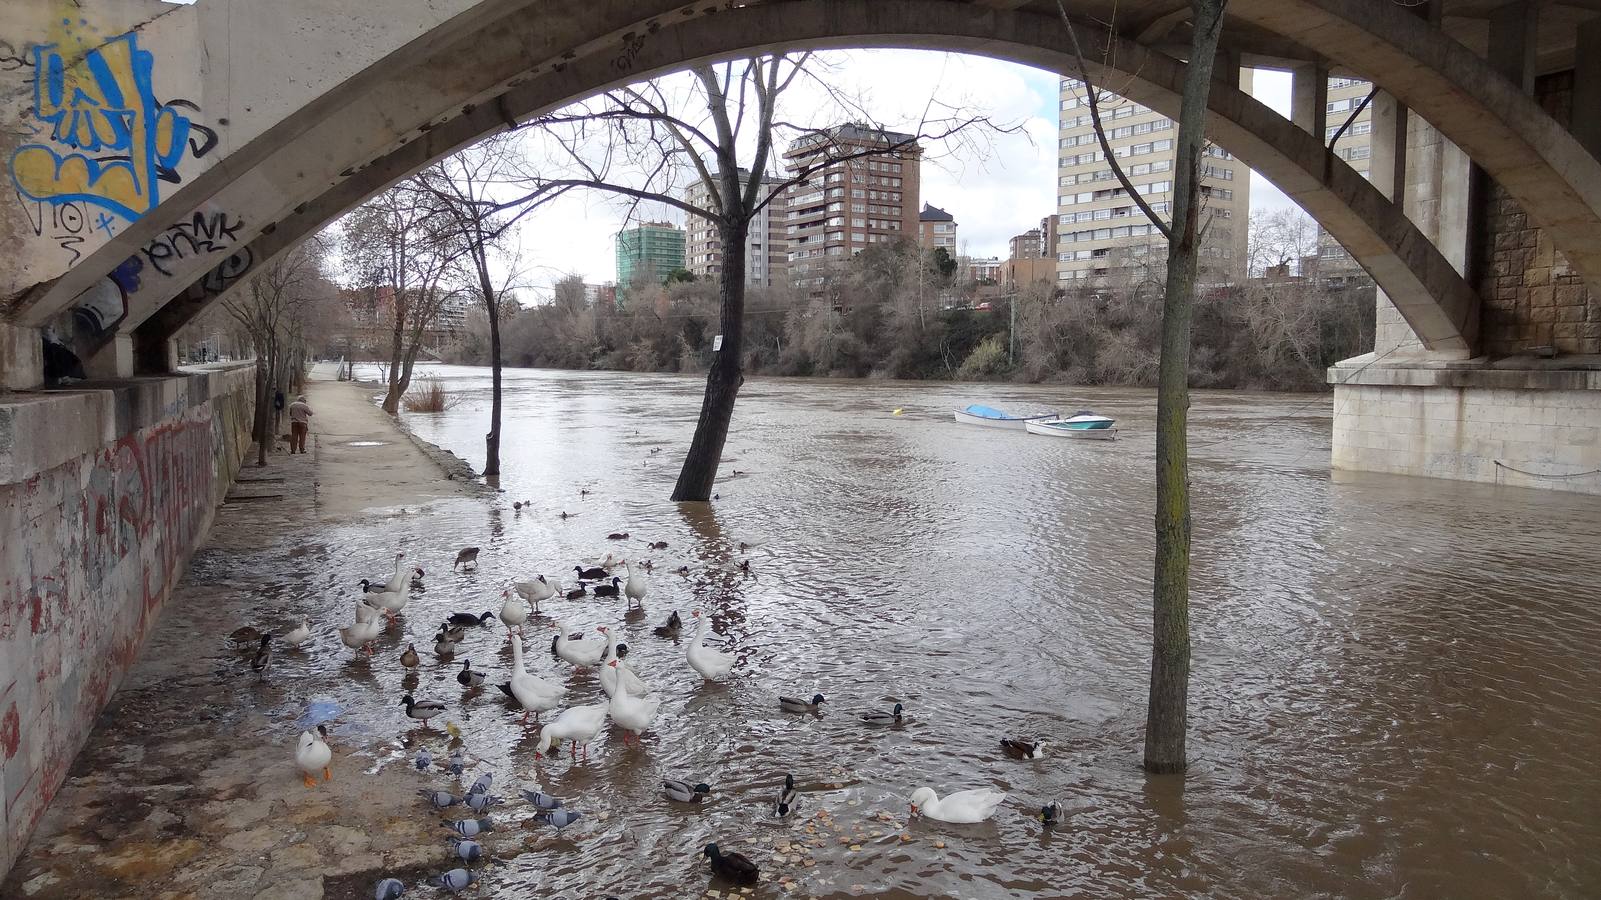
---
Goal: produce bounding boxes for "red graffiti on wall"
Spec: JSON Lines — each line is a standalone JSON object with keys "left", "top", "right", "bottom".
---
{"left": 0, "top": 703, "right": 19, "bottom": 760}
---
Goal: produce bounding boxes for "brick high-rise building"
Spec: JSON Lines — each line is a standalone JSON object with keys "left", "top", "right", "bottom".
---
{"left": 1055, "top": 75, "right": 1251, "bottom": 286}
{"left": 918, "top": 203, "right": 957, "bottom": 250}
{"left": 683, "top": 171, "right": 788, "bottom": 287}
{"left": 782, "top": 124, "right": 923, "bottom": 289}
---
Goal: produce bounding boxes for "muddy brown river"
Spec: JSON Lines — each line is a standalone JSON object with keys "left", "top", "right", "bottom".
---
{"left": 302, "top": 365, "right": 1600, "bottom": 897}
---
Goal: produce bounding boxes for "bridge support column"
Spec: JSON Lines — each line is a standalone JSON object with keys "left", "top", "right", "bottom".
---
{"left": 83, "top": 335, "right": 136, "bottom": 380}
{"left": 0, "top": 324, "right": 43, "bottom": 391}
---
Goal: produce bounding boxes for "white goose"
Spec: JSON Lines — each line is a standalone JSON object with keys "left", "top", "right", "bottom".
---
{"left": 513, "top": 575, "right": 556, "bottom": 612}
{"left": 552, "top": 620, "right": 605, "bottom": 670}
{"left": 338, "top": 618, "right": 382, "bottom": 656}
{"left": 533, "top": 702, "right": 610, "bottom": 760}
{"left": 499, "top": 589, "right": 529, "bottom": 634}
{"left": 605, "top": 660, "right": 662, "bottom": 746}
{"left": 281, "top": 617, "right": 311, "bottom": 649}
{"left": 354, "top": 598, "right": 383, "bottom": 625}
{"left": 499, "top": 634, "right": 565, "bottom": 723}
{"left": 908, "top": 786, "right": 1006, "bottom": 823}
{"left": 624, "top": 561, "right": 648, "bottom": 608}
{"left": 296, "top": 724, "right": 332, "bottom": 787}
{"left": 686, "top": 610, "right": 735, "bottom": 681}
{"left": 367, "top": 586, "right": 409, "bottom": 618}
{"left": 596, "top": 626, "right": 649, "bottom": 698}
{"left": 375, "top": 552, "right": 409, "bottom": 594}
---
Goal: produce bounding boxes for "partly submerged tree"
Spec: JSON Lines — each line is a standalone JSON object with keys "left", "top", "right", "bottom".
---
{"left": 500, "top": 54, "right": 1016, "bottom": 500}
{"left": 1059, "top": 0, "right": 1230, "bottom": 773}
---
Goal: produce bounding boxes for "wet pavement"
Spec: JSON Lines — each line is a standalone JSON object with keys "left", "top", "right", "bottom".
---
{"left": 6, "top": 365, "right": 1601, "bottom": 899}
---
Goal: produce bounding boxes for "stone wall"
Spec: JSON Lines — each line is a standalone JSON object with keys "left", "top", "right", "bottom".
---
{"left": 0, "top": 364, "right": 254, "bottom": 875}
{"left": 1475, "top": 72, "right": 1601, "bottom": 356}
{"left": 1331, "top": 373, "right": 1601, "bottom": 493}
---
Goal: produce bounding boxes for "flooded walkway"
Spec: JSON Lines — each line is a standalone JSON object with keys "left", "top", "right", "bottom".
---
{"left": 6, "top": 364, "right": 1601, "bottom": 899}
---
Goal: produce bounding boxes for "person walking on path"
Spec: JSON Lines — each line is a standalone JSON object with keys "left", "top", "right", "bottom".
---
{"left": 273, "top": 389, "right": 286, "bottom": 432}
{"left": 288, "top": 394, "right": 314, "bottom": 454}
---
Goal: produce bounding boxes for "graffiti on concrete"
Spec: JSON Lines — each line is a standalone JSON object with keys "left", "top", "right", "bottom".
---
{"left": 138, "top": 210, "right": 245, "bottom": 276}
{"left": 9, "top": 28, "right": 216, "bottom": 225}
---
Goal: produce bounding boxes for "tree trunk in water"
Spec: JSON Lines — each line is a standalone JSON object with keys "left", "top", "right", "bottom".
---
{"left": 484, "top": 298, "right": 503, "bottom": 478}
{"left": 671, "top": 218, "right": 747, "bottom": 501}
{"left": 1144, "top": 0, "right": 1227, "bottom": 776}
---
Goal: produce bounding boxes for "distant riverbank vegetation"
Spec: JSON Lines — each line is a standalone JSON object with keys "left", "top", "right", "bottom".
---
{"left": 446, "top": 235, "right": 1373, "bottom": 393}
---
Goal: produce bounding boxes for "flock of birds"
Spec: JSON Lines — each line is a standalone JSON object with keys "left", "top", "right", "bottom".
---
{"left": 250, "top": 533, "right": 1061, "bottom": 897}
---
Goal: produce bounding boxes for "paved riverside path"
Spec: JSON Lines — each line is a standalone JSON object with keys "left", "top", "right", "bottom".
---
{"left": 0, "top": 368, "right": 504, "bottom": 900}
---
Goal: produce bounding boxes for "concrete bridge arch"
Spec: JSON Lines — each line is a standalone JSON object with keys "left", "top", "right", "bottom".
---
{"left": 6, "top": 0, "right": 1600, "bottom": 384}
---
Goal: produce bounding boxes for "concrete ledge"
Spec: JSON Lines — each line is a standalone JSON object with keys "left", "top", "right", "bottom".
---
{"left": 0, "top": 363, "right": 255, "bottom": 484}
{"left": 1329, "top": 354, "right": 1601, "bottom": 391}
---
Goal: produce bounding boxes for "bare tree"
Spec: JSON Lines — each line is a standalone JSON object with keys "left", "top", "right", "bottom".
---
{"left": 497, "top": 54, "right": 1017, "bottom": 500}
{"left": 221, "top": 240, "right": 329, "bottom": 466}
{"left": 1058, "top": 0, "right": 1229, "bottom": 773}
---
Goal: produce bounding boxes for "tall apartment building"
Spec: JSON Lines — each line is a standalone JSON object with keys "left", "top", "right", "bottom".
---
{"left": 615, "top": 221, "right": 686, "bottom": 289}
{"left": 1055, "top": 76, "right": 1251, "bottom": 285}
{"left": 1005, "top": 215, "right": 1060, "bottom": 285}
{"left": 782, "top": 124, "right": 923, "bottom": 289}
{"left": 1311, "top": 76, "right": 1374, "bottom": 285}
{"left": 919, "top": 204, "right": 957, "bottom": 250}
{"left": 683, "top": 171, "right": 788, "bottom": 287}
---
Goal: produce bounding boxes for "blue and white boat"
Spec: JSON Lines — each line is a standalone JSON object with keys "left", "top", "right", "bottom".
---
{"left": 1025, "top": 410, "right": 1118, "bottom": 440}
{"left": 952, "top": 404, "right": 1060, "bottom": 430}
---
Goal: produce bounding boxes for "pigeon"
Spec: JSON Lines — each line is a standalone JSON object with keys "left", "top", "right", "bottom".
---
{"left": 430, "top": 867, "right": 478, "bottom": 892}
{"left": 464, "top": 791, "right": 500, "bottom": 814}
{"left": 421, "top": 790, "right": 463, "bottom": 809}
{"left": 443, "top": 817, "right": 493, "bottom": 837}
{"left": 467, "top": 773, "right": 493, "bottom": 796}
{"left": 414, "top": 748, "right": 433, "bottom": 771}
{"left": 374, "top": 877, "right": 406, "bottom": 900}
{"left": 533, "top": 809, "right": 582, "bottom": 833}
{"left": 449, "top": 837, "right": 483, "bottom": 863}
{"left": 519, "top": 788, "right": 563, "bottom": 810}
{"left": 447, "top": 749, "right": 465, "bottom": 776}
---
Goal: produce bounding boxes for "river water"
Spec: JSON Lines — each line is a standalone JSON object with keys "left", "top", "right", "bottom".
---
{"left": 339, "top": 363, "right": 1600, "bottom": 899}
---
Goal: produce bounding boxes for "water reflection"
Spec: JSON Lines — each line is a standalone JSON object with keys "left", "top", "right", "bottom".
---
{"left": 313, "top": 365, "right": 1601, "bottom": 897}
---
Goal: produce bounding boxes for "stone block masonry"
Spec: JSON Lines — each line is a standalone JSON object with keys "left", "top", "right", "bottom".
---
{"left": 0, "top": 364, "right": 254, "bottom": 876}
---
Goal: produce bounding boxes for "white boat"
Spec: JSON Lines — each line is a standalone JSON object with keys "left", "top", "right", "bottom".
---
{"left": 1025, "top": 411, "right": 1118, "bottom": 441}
{"left": 953, "top": 404, "right": 1059, "bottom": 430}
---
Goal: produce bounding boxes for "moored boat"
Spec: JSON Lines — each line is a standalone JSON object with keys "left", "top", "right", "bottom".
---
{"left": 953, "top": 404, "right": 1060, "bottom": 430}
{"left": 1025, "top": 410, "right": 1117, "bottom": 440}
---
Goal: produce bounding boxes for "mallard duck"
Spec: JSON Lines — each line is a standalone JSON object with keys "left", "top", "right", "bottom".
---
{"left": 1040, "top": 801, "right": 1062, "bottom": 826}
{"left": 400, "top": 643, "right": 420, "bottom": 668}
{"left": 862, "top": 702, "right": 904, "bottom": 725}
{"left": 250, "top": 634, "right": 273, "bottom": 676}
{"left": 664, "top": 779, "right": 712, "bottom": 803}
{"left": 440, "top": 622, "right": 467, "bottom": 643}
{"left": 294, "top": 724, "right": 331, "bottom": 788}
{"left": 908, "top": 786, "right": 1006, "bottom": 823}
{"left": 574, "top": 565, "right": 609, "bottom": 581}
{"left": 593, "top": 577, "right": 621, "bottom": 598}
{"left": 453, "top": 547, "right": 480, "bottom": 570}
{"left": 456, "top": 659, "right": 485, "bottom": 688}
{"left": 606, "top": 531, "right": 629, "bottom": 541}
{"left": 774, "top": 773, "right": 798, "bottom": 818}
{"left": 1000, "top": 738, "right": 1046, "bottom": 760}
{"left": 434, "top": 632, "right": 457, "bottom": 657}
{"left": 280, "top": 617, "right": 311, "bottom": 649}
{"left": 228, "top": 625, "right": 261, "bottom": 647}
{"left": 402, "top": 694, "right": 446, "bottom": 728}
{"left": 779, "top": 693, "right": 826, "bottom": 714}
{"left": 686, "top": 610, "right": 735, "bottom": 680}
{"left": 703, "top": 843, "right": 759, "bottom": 885}
{"left": 446, "top": 610, "right": 495, "bottom": 627}
{"left": 652, "top": 610, "right": 682, "bottom": 637}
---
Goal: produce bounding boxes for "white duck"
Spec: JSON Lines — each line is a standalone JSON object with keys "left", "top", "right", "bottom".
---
{"left": 686, "top": 610, "right": 735, "bottom": 681}
{"left": 552, "top": 620, "right": 605, "bottom": 670}
{"left": 499, "top": 634, "right": 565, "bottom": 723}
{"left": 513, "top": 575, "right": 556, "bottom": 612}
{"left": 338, "top": 618, "right": 383, "bottom": 656}
{"left": 374, "top": 552, "right": 409, "bottom": 594}
{"left": 908, "top": 786, "right": 1006, "bottom": 823}
{"left": 596, "top": 626, "right": 649, "bottom": 698}
{"left": 281, "top": 617, "right": 311, "bottom": 649}
{"left": 605, "top": 660, "right": 662, "bottom": 746}
{"left": 499, "top": 589, "right": 529, "bottom": 634}
{"left": 533, "top": 702, "right": 610, "bottom": 761}
{"left": 296, "top": 724, "right": 332, "bottom": 787}
{"left": 354, "top": 598, "right": 383, "bottom": 625}
{"left": 367, "top": 586, "right": 409, "bottom": 618}
{"left": 624, "top": 561, "right": 648, "bottom": 608}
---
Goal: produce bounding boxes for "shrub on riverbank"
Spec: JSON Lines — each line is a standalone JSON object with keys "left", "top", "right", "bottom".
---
{"left": 403, "top": 377, "right": 456, "bottom": 412}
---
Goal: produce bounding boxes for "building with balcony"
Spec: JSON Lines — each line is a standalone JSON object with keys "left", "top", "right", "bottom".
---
{"left": 683, "top": 171, "right": 788, "bottom": 286}
{"left": 780, "top": 124, "right": 923, "bottom": 289}
{"left": 616, "top": 221, "right": 687, "bottom": 289}
{"left": 918, "top": 203, "right": 957, "bottom": 250}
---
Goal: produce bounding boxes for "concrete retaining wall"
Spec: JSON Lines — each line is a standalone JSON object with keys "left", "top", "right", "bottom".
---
{"left": 0, "top": 363, "right": 254, "bottom": 875}
{"left": 1332, "top": 371, "right": 1601, "bottom": 493}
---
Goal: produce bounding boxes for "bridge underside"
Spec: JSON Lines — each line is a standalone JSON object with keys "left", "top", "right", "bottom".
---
{"left": 0, "top": 0, "right": 1598, "bottom": 491}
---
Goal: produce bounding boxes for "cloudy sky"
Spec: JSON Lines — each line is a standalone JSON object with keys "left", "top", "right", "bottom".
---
{"left": 506, "top": 52, "right": 1299, "bottom": 300}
